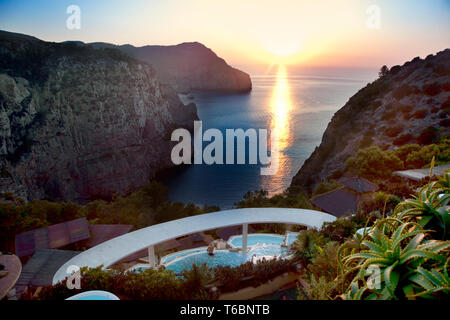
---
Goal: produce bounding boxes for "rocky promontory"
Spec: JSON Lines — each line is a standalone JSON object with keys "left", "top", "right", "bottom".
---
{"left": 0, "top": 30, "right": 198, "bottom": 202}
{"left": 89, "top": 41, "right": 252, "bottom": 93}
{"left": 292, "top": 49, "right": 450, "bottom": 190}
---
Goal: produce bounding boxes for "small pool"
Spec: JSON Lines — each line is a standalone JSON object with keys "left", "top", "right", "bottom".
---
{"left": 163, "top": 244, "right": 288, "bottom": 274}
{"left": 160, "top": 247, "right": 205, "bottom": 264}
{"left": 66, "top": 290, "right": 120, "bottom": 300}
{"left": 131, "top": 233, "right": 296, "bottom": 274}
{"left": 229, "top": 233, "right": 299, "bottom": 248}
{"left": 166, "top": 244, "right": 287, "bottom": 273}
{"left": 229, "top": 233, "right": 285, "bottom": 247}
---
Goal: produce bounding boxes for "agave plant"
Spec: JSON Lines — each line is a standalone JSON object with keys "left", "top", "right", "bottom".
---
{"left": 435, "top": 171, "right": 450, "bottom": 189}
{"left": 298, "top": 274, "right": 338, "bottom": 300}
{"left": 406, "top": 258, "right": 450, "bottom": 299}
{"left": 339, "top": 282, "right": 368, "bottom": 300}
{"left": 340, "top": 218, "right": 450, "bottom": 300}
{"left": 395, "top": 179, "right": 450, "bottom": 240}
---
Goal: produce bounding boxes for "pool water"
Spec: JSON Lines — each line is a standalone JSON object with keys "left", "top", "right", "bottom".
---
{"left": 286, "top": 232, "right": 300, "bottom": 246}
{"left": 66, "top": 290, "right": 120, "bottom": 300}
{"left": 76, "top": 295, "right": 114, "bottom": 300}
{"left": 164, "top": 244, "right": 289, "bottom": 274}
{"left": 160, "top": 247, "right": 205, "bottom": 264}
{"left": 134, "top": 233, "right": 300, "bottom": 274}
{"left": 229, "top": 233, "right": 299, "bottom": 248}
{"left": 229, "top": 234, "right": 285, "bottom": 247}
{"left": 131, "top": 233, "right": 299, "bottom": 274}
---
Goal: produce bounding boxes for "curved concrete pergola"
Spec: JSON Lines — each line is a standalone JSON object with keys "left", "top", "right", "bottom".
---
{"left": 53, "top": 208, "right": 336, "bottom": 284}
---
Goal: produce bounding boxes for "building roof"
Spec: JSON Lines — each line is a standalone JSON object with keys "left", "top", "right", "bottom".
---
{"left": 338, "top": 177, "right": 378, "bottom": 193}
{"left": 15, "top": 249, "right": 80, "bottom": 296}
{"left": 393, "top": 164, "right": 450, "bottom": 181}
{"left": 311, "top": 187, "right": 358, "bottom": 218}
{"left": 15, "top": 218, "right": 90, "bottom": 258}
{"left": 53, "top": 208, "right": 336, "bottom": 284}
{"left": 85, "top": 224, "right": 133, "bottom": 248}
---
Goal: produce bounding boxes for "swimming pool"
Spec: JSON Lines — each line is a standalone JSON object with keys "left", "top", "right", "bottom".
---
{"left": 164, "top": 244, "right": 289, "bottom": 273}
{"left": 129, "top": 233, "right": 298, "bottom": 274}
{"left": 160, "top": 247, "right": 205, "bottom": 264}
{"left": 66, "top": 290, "right": 120, "bottom": 300}
{"left": 229, "top": 232, "right": 300, "bottom": 248}
{"left": 228, "top": 233, "right": 285, "bottom": 247}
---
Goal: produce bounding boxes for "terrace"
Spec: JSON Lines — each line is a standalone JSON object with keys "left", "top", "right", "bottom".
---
{"left": 52, "top": 208, "right": 336, "bottom": 284}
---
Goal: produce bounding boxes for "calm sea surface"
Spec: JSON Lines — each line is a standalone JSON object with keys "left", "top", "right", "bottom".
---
{"left": 162, "top": 67, "right": 371, "bottom": 208}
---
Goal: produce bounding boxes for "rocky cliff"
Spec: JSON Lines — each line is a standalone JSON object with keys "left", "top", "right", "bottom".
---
{"left": 0, "top": 30, "right": 198, "bottom": 202}
{"left": 89, "top": 42, "right": 252, "bottom": 93}
{"left": 292, "top": 49, "right": 450, "bottom": 189}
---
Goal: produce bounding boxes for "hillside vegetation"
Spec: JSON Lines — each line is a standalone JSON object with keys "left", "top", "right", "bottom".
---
{"left": 292, "top": 49, "right": 450, "bottom": 190}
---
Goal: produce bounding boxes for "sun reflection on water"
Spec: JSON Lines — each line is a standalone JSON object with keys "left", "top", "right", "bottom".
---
{"left": 270, "top": 65, "right": 292, "bottom": 151}
{"left": 261, "top": 64, "right": 294, "bottom": 194}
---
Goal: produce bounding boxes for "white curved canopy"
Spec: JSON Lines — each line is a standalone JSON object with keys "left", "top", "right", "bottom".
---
{"left": 53, "top": 208, "right": 336, "bottom": 284}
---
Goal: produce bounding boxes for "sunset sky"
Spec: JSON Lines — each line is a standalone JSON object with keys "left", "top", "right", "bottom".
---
{"left": 1, "top": 0, "right": 449, "bottom": 72}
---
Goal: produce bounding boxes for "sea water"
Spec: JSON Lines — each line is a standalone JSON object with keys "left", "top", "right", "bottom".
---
{"left": 162, "top": 71, "right": 371, "bottom": 208}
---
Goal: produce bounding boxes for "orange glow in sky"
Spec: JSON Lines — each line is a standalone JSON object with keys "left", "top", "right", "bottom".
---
{"left": 0, "top": 0, "right": 449, "bottom": 69}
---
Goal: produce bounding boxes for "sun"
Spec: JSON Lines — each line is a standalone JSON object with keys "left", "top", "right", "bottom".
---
{"left": 265, "top": 42, "right": 301, "bottom": 57}
{"left": 261, "top": 37, "right": 302, "bottom": 64}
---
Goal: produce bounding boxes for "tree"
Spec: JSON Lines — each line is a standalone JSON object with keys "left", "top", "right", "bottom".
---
{"left": 378, "top": 65, "right": 389, "bottom": 78}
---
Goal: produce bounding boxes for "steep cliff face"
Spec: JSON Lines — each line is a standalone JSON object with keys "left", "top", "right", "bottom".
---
{"left": 90, "top": 42, "right": 252, "bottom": 93}
{"left": 292, "top": 49, "right": 450, "bottom": 189}
{"left": 0, "top": 31, "right": 198, "bottom": 202}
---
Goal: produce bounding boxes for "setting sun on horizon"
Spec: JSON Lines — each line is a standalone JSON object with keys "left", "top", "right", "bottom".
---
{"left": 1, "top": 0, "right": 449, "bottom": 71}
{"left": 0, "top": 0, "right": 449, "bottom": 305}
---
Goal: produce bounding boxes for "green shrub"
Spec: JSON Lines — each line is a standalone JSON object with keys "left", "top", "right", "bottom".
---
{"left": 34, "top": 266, "right": 191, "bottom": 300}
{"left": 292, "top": 229, "right": 328, "bottom": 263}
{"left": 345, "top": 138, "right": 448, "bottom": 180}
{"left": 320, "top": 218, "right": 357, "bottom": 242}
{"left": 345, "top": 146, "right": 404, "bottom": 179}
{"left": 394, "top": 144, "right": 421, "bottom": 162}
{"left": 0, "top": 181, "right": 217, "bottom": 252}
{"left": 212, "top": 258, "right": 297, "bottom": 293}
{"left": 235, "top": 186, "right": 313, "bottom": 209}
{"left": 312, "top": 180, "right": 343, "bottom": 197}
{"left": 360, "top": 191, "right": 401, "bottom": 216}
{"left": 405, "top": 144, "right": 439, "bottom": 169}
{"left": 307, "top": 241, "right": 341, "bottom": 281}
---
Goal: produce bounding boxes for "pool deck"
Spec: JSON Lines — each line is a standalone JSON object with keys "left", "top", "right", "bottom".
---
{"left": 53, "top": 208, "right": 336, "bottom": 284}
